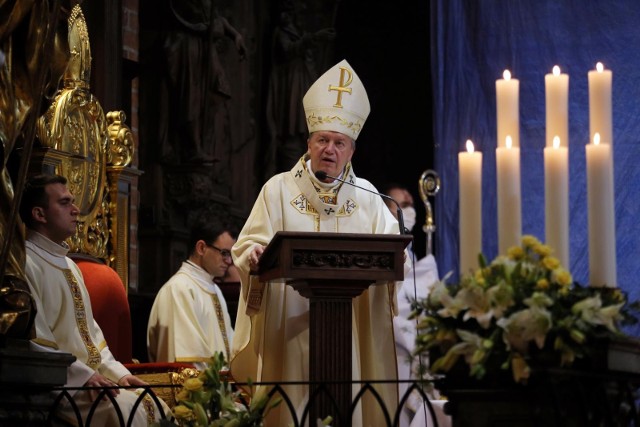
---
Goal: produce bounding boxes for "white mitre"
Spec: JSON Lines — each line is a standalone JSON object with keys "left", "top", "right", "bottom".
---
{"left": 302, "top": 59, "right": 370, "bottom": 140}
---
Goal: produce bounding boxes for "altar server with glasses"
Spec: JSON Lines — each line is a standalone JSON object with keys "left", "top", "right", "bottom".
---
{"left": 147, "top": 222, "right": 236, "bottom": 370}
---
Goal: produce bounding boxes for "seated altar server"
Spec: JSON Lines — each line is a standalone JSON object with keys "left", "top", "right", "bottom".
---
{"left": 230, "top": 59, "right": 408, "bottom": 426}
{"left": 20, "top": 174, "right": 170, "bottom": 426}
{"left": 147, "top": 222, "right": 235, "bottom": 370}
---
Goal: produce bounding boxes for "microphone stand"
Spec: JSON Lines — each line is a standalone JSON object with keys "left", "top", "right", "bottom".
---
{"left": 314, "top": 170, "right": 407, "bottom": 235}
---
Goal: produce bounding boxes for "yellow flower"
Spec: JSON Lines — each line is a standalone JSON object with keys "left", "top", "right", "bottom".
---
{"left": 173, "top": 405, "right": 194, "bottom": 420}
{"left": 511, "top": 354, "right": 531, "bottom": 383}
{"left": 553, "top": 269, "right": 573, "bottom": 287}
{"left": 176, "top": 389, "right": 191, "bottom": 402}
{"left": 533, "top": 244, "right": 552, "bottom": 257}
{"left": 612, "top": 289, "right": 625, "bottom": 303}
{"left": 319, "top": 416, "right": 334, "bottom": 426}
{"left": 522, "top": 235, "right": 540, "bottom": 248}
{"left": 474, "top": 267, "right": 492, "bottom": 284}
{"left": 507, "top": 245, "right": 525, "bottom": 260}
{"left": 541, "top": 256, "right": 560, "bottom": 270}
{"left": 183, "top": 378, "right": 204, "bottom": 391}
{"left": 535, "top": 278, "right": 549, "bottom": 290}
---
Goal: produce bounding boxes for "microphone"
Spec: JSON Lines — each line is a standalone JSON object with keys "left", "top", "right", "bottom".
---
{"left": 314, "top": 170, "right": 408, "bottom": 234}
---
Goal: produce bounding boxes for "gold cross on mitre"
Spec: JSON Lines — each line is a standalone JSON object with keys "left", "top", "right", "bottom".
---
{"left": 328, "top": 67, "right": 353, "bottom": 108}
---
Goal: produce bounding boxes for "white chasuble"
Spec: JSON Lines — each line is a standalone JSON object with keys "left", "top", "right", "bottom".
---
{"left": 230, "top": 156, "right": 405, "bottom": 426}
{"left": 25, "top": 231, "right": 168, "bottom": 427}
{"left": 147, "top": 261, "right": 234, "bottom": 370}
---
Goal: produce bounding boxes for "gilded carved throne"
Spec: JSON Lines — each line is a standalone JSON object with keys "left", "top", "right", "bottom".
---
{"left": 31, "top": 4, "right": 139, "bottom": 363}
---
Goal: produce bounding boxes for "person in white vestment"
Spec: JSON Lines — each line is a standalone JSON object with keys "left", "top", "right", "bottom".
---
{"left": 382, "top": 184, "right": 451, "bottom": 427}
{"left": 147, "top": 222, "right": 235, "bottom": 370}
{"left": 20, "top": 174, "right": 170, "bottom": 427}
{"left": 230, "top": 59, "right": 409, "bottom": 426}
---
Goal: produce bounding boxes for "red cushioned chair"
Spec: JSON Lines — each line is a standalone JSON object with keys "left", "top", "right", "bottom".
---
{"left": 74, "top": 257, "right": 133, "bottom": 363}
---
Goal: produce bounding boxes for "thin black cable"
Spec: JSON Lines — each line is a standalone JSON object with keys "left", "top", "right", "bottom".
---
{"left": 408, "top": 244, "right": 434, "bottom": 426}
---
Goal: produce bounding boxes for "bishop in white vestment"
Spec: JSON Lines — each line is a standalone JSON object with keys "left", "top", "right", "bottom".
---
{"left": 230, "top": 60, "right": 408, "bottom": 426}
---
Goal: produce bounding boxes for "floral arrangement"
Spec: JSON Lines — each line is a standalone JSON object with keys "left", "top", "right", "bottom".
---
{"left": 412, "top": 235, "right": 639, "bottom": 384}
{"left": 167, "top": 352, "right": 281, "bottom": 427}
{"left": 161, "top": 352, "right": 334, "bottom": 427}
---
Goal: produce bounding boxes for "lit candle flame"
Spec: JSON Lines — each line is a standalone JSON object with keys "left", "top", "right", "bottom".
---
{"left": 553, "top": 136, "right": 561, "bottom": 149}
{"left": 466, "top": 139, "right": 475, "bottom": 153}
{"left": 503, "top": 69, "right": 511, "bottom": 80}
{"left": 505, "top": 135, "right": 513, "bottom": 149}
{"left": 594, "top": 132, "right": 601, "bottom": 145}
{"left": 553, "top": 65, "right": 561, "bottom": 76}
{"left": 596, "top": 62, "right": 604, "bottom": 72}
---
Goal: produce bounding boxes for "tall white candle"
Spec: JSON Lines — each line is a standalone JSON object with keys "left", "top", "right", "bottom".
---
{"left": 496, "top": 70, "right": 520, "bottom": 148}
{"left": 588, "top": 62, "right": 613, "bottom": 146}
{"left": 459, "top": 140, "right": 482, "bottom": 274}
{"left": 544, "top": 136, "right": 569, "bottom": 268}
{"left": 545, "top": 66, "right": 569, "bottom": 148}
{"left": 585, "top": 133, "right": 617, "bottom": 287}
{"left": 496, "top": 136, "right": 521, "bottom": 254}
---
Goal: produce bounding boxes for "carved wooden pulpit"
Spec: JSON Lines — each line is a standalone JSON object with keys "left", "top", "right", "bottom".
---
{"left": 258, "top": 231, "right": 412, "bottom": 426}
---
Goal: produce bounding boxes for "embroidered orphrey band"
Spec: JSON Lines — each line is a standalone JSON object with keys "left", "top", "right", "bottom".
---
{"left": 211, "top": 293, "right": 231, "bottom": 357}
{"left": 134, "top": 390, "right": 156, "bottom": 423}
{"left": 63, "top": 269, "right": 101, "bottom": 369}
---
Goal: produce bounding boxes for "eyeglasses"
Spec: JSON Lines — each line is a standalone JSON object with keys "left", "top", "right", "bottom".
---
{"left": 206, "top": 243, "right": 232, "bottom": 259}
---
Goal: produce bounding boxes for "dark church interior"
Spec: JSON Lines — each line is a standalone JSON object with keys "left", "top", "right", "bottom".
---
{"left": 3, "top": 0, "right": 640, "bottom": 425}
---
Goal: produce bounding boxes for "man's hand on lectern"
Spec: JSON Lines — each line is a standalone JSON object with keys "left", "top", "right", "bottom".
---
{"left": 249, "top": 244, "right": 265, "bottom": 273}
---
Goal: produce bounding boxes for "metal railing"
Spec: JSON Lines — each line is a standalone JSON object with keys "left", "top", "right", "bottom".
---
{"left": 5, "top": 372, "right": 640, "bottom": 426}
{"left": 36, "top": 380, "right": 440, "bottom": 427}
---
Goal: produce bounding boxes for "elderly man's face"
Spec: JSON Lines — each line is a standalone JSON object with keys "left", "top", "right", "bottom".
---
{"left": 307, "top": 131, "right": 355, "bottom": 181}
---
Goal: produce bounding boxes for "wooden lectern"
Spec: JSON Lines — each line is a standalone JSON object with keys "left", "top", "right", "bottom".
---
{"left": 258, "top": 231, "right": 412, "bottom": 426}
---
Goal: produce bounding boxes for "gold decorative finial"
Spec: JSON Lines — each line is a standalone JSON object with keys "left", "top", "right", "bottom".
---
{"left": 65, "top": 4, "right": 92, "bottom": 88}
{"left": 419, "top": 169, "right": 440, "bottom": 255}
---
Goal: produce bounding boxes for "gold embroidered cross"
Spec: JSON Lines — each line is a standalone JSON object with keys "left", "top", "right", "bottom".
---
{"left": 328, "top": 66, "right": 353, "bottom": 108}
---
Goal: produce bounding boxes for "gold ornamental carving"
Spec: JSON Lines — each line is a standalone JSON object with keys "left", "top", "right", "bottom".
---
{"left": 36, "top": 4, "right": 109, "bottom": 260}
{"left": 106, "top": 111, "right": 134, "bottom": 167}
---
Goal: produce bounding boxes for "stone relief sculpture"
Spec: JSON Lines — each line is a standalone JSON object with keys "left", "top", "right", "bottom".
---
{"left": 264, "top": 0, "right": 335, "bottom": 179}
{"left": 140, "top": 0, "right": 248, "bottom": 240}
{"left": 160, "top": 0, "right": 247, "bottom": 165}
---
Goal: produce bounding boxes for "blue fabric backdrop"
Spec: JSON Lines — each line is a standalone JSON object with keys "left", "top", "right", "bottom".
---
{"left": 431, "top": 1, "right": 640, "bottom": 335}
